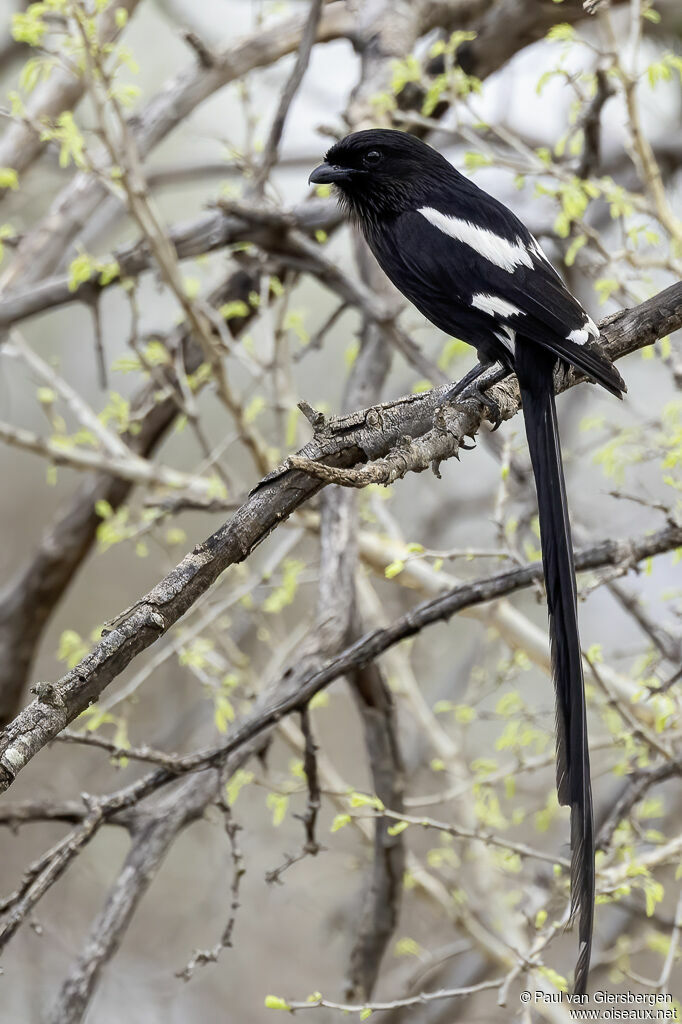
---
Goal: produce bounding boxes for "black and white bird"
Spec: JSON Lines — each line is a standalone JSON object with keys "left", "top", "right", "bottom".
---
{"left": 310, "top": 128, "right": 626, "bottom": 995}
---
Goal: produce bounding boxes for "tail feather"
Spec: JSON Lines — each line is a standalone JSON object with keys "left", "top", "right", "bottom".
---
{"left": 542, "top": 334, "right": 626, "bottom": 400}
{"left": 516, "top": 339, "right": 595, "bottom": 997}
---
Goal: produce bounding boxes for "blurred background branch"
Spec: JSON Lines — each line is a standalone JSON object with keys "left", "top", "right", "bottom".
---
{"left": 0, "top": 0, "right": 681, "bottom": 1020}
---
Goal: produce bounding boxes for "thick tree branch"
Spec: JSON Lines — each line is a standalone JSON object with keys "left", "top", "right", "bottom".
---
{"left": 0, "top": 198, "right": 340, "bottom": 330}
{"left": 0, "top": 519, "right": 679, "bottom": 798}
{"left": 0, "top": 284, "right": 679, "bottom": 791}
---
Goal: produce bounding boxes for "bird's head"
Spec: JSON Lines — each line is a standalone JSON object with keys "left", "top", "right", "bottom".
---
{"left": 309, "top": 129, "right": 456, "bottom": 221}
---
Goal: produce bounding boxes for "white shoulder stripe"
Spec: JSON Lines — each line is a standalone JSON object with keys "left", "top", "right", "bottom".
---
{"left": 418, "top": 207, "right": 534, "bottom": 273}
{"left": 471, "top": 293, "right": 523, "bottom": 318}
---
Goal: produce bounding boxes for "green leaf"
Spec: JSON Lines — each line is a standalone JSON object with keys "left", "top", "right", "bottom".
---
{"left": 95, "top": 499, "right": 113, "bottom": 520}
{"left": 165, "top": 527, "right": 187, "bottom": 547}
{"left": 594, "top": 277, "right": 619, "bottom": 305}
{"left": 49, "top": 112, "right": 86, "bottom": 169}
{"left": 57, "top": 629, "right": 89, "bottom": 669}
{"left": 546, "top": 23, "right": 574, "bottom": 42}
{"left": 214, "top": 695, "right": 235, "bottom": 733}
{"left": 264, "top": 995, "right": 291, "bottom": 1010}
{"left": 309, "top": 691, "right": 329, "bottom": 711}
{"left": 183, "top": 276, "right": 200, "bottom": 299}
{"left": 330, "top": 813, "right": 351, "bottom": 832}
{"left": 344, "top": 339, "right": 359, "bottom": 368}
{"left": 0, "top": 168, "right": 19, "bottom": 191}
{"left": 391, "top": 54, "right": 422, "bottom": 95}
{"left": 644, "top": 878, "right": 664, "bottom": 916}
{"left": 350, "top": 792, "right": 384, "bottom": 810}
{"left": 68, "top": 252, "right": 95, "bottom": 293}
{"left": 463, "top": 151, "right": 491, "bottom": 171}
{"left": 564, "top": 233, "right": 587, "bottom": 267}
{"left": 433, "top": 699, "right": 455, "bottom": 714}
{"left": 36, "top": 386, "right": 56, "bottom": 405}
{"left": 263, "top": 559, "right": 306, "bottom": 614}
{"left": 283, "top": 310, "right": 308, "bottom": 344}
{"left": 537, "top": 966, "right": 568, "bottom": 992}
{"left": 225, "top": 769, "right": 254, "bottom": 805}
{"left": 244, "top": 395, "right": 265, "bottom": 425}
{"left": 394, "top": 936, "right": 422, "bottom": 957}
{"left": 12, "top": 9, "right": 47, "bottom": 47}
{"left": 495, "top": 691, "right": 522, "bottom": 716}
{"left": 99, "top": 260, "right": 119, "bottom": 286}
{"left": 266, "top": 792, "right": 289, "bottom": 827}
{"left": 219, "top": 300, "right": 249, "bottom": 321}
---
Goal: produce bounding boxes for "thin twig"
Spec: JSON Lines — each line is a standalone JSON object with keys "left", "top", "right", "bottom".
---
{"left": 252, "top": 0, "right": 324, "bottom": 192}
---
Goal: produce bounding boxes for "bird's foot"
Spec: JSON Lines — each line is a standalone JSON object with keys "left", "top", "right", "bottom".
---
{"left": 471, "top": 385, "right": 503, "bottom": 430}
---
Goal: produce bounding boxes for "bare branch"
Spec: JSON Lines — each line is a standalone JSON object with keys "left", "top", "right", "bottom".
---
{"left": 0, "top": 0, "right": 142, "bottom": 194}
{"left": 0, "top": 264, "right": 259, "bottom": 724}
{"left": 283, "top": 977, "right": 504, "bottom": 1015}
{"left": 0, "top": 2, "right": 354, "bottom": 290}
{"left": 253, "top": 0, "right": 324, "bottom": 191}
{"left": 0, "top": 283, "right": 679, "bottom": 790}
{"left": 45, "top": 772, "right": 216, "bottom": 1024}
{"left": 175, "top": 794, "right": 245, "bottom": 982}
{"left": 0, "top": 198, "right": 340, "bottom": 331}
{"left": 345, "top": 656, "right": 406, "bottom": 1001}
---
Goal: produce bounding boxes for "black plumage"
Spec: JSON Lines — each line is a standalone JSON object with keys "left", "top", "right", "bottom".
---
{"left": 310, "top": 128, "right": 626, "bottom": 994}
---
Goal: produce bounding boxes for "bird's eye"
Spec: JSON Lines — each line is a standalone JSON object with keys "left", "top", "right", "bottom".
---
{"left": 363, "top": 150, "right": 383, "bottom": 168}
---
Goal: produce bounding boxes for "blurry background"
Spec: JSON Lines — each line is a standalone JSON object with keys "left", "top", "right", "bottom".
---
{"left": 0, "top": 0, "right": 681, "bottom": 1020}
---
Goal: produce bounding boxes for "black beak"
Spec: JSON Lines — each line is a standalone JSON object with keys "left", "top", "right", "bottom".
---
{"left": 308, "top": 162, "right": 355, "bottom": 186}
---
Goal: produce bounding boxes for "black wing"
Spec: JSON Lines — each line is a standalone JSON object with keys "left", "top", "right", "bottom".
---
{"left": 370, "top": 201, "right": 625, "bottom": 397}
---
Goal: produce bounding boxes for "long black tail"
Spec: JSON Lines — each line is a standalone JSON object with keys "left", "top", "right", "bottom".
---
{"left": 515, "top": 340, "right": 594, "bottom": 996}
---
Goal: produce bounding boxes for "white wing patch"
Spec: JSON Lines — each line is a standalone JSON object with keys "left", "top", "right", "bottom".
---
{"left": 418, "top": 207, "right": 533, "bottom": 272}
{"left": 529, "top": 234, "right": 553, "bottom": 267}
{"left": 471, "top": 293, "right": 523, "bottom": 318}
{"left": 567, "top": 327, "right": 589, "bottom": 345}
{"left": 567, "top": 317, "right": 599, "bottom": 346}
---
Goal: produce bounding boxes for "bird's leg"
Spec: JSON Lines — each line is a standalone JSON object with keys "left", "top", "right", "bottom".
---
{"left": 441, "top": 361, "right": 489, "bottom": 403}
{"left": 440, "top": 361, "right": 511, "bottom": 430}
